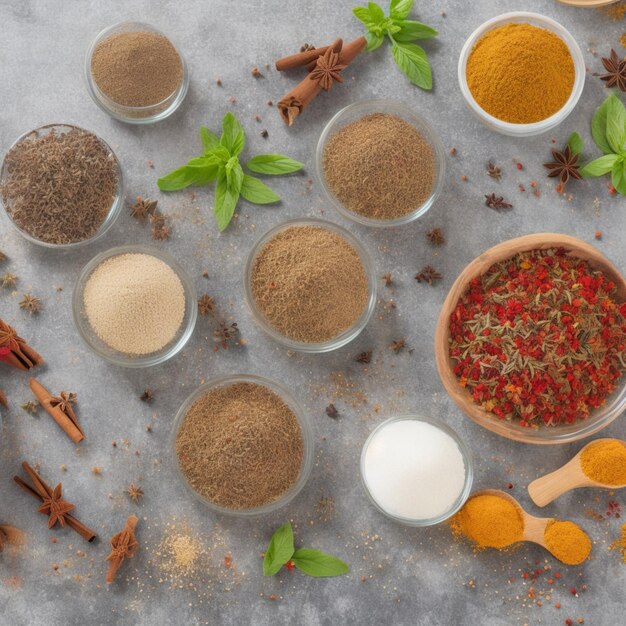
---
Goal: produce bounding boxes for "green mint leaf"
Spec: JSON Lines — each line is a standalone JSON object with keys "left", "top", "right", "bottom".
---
{"left": 393, "top": 20, "right": 438, "bottom": 42}
{"left": 365, "top": 32, "right": 385, "bottom": 51}
{"left": 240, "top": 175, "right": 281, "bottom": 204}
{"left": 246, "top": 154, "right": 304, "bottom": 175}
{"left": 226, "top": 159, "right": 244, "bottom": 194}
{"left": 353, "top": 6, "right": 376, "bottom": 29}
{"left": 580, "top": 153, "right": 620, "bottom": 177}
{"left": 367, "top": 2, "right": 385, "bottom": 22}
{"left": 157, "top": 164, "right": 218, "bottom": 191}
{"left": 214, "top": 175, "right": 240, "bottom": 231}
{"left": 200, "top": 126, "right": 219, "bottom": 154}
{"left": 606, "top": 96, "right": 626, "bottom": 155}
{"left": 390, "top": 0, "right": 413, "bottom": 19}
{"left": 291, "top": 548, "right": 349, "bottom": 578}
{"left": 220, "top": 112, "right": 245, "bottom": 157}
{"left": 567, "top": 132, "right": 583, "bottom": 156}
{"left": 611, "top": 157, "right": 626, "bottom": 195}
{"left": 391, "top": 42, "right": 432, "bottom": 89}
{"left": 592, "top": 94, "right": 619, "bottom": 155}
{"left": 263, "top": 522, "right": 295, "bottom": 577}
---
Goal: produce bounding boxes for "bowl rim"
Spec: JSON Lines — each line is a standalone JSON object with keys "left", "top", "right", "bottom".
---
{"left": 434, "top": 233, "right": 626, "bottom": 445}
{"left": 457, "top": 12, "right": 585, "bottom": 136}
{"left": 243, "top": 216, "right": 377, "bottom": 352}
{"left": 0, "top": 123, "right": 124, "bottom": 249}
{"left": 315, "top": 98, "right": 446, "bottom": 227}
{"left": 72, "top": 243, "right": 197, "bottom": 368}
{"left": 169, "top": 373, "right": 315, "bottom": 517}
{"left": 360, "top": 414, "right": 474, "bottom": 526}
{"left": 84, "top": 20, "right": 189, "bottom": 124}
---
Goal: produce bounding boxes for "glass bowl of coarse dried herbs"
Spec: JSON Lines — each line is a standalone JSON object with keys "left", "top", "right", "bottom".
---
{"left": 84, "top": 21, "right": 189, "bottom": 124}
{"left": 435, "top": 234, "right": 626, "bottom": 445}
{"left": 171, "top": 374, "right": 315, "bottom": 516}
{"left": 315, "top": 99, "right": 445, "bottom": 227}
{"left": 0, "top": 124, "right": 124, "bottom": 249}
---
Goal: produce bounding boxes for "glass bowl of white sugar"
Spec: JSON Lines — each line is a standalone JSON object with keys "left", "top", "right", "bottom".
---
{"left": 360, "top": 415, "right": 473, "bottom": 526}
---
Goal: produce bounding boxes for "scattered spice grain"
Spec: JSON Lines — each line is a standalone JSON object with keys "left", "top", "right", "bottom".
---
{"left": 140, "top": 389, "right": 154, "bottom": 403}
{"left": 176, "top": 382, "right": 304, "bottom": 509}
{"left": 323, "top": 113, "right": 435, "bottom": 220}
{"left": 326, "top": 403, "right": 339, "bottom": 418}
{"left": 250, "top": 225, "right": 369, "bottom": 343}
{"left": 610, "top": 523, "right": 626, "bottom": 562}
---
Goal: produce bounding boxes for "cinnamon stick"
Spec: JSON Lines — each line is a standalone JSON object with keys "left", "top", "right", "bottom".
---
{"left": 0, "top": 319, "right": 43, "bottom": 371}
{"left": 275, "top": 43, "right": 334, "bottom": 71}
{"left": 29, "top": 378, "right": 84, "bottom": 444}
{"left": 306, "top": 36, "right": 367, "bottom": 72}
{"left": 278, "top": 38, "right": 343, "bottom": 127}
{"left": 106, "top": 515, "right": 139, "bottom": 583}
{"left": 14, "top": 462, "right": 96, "bottom": 542}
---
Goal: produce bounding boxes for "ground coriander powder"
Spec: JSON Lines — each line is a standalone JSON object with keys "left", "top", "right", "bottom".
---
{"left": 323, "top": 113, "right": 435, "bottom": 220}
{"left": 250, "top": 225, "right": 369, "bottom": 343}
{"left": 175, "top": 382, "right": 304, "bottom": 510}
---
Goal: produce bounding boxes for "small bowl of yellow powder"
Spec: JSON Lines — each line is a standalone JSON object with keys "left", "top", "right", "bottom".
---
{"left": 244, "top": 218, "right": 377, "bottom": 352}
{"left": 458, "top": 12, "right": 585, "bottom": 136}
{"left": 85, "top": 21, "right": 189, "bottom": 124}
{"left": 73, "top": 245, "right": 197, "bottom": 367}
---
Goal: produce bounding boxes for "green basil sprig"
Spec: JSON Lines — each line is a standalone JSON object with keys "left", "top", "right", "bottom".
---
{"left": 353, "top": 0, "right": 437, "bottom": 89}
{"left": 157, "top": 113, "right": 303, "bottom": 231}
{"left": 580, "top": 94, "right": 626, "bottom": 195}
{"left": 263, "top": 522, "right": 349, "bottom": 578}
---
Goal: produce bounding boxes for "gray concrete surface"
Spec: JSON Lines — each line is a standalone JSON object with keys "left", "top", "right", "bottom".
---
{"left": 1, "top": 1, "right": 625, "bottom": 624}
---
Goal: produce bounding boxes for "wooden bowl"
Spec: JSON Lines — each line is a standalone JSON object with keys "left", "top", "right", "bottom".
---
{"left": 434, "top": 234, "right": 626, "bottom": 445}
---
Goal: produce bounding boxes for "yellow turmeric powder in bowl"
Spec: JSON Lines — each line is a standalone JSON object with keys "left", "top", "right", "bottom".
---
{"left": 466, "top": 22, "right": 575, "bottom": 124}
{"left": 580, "top": 439, "right": 626, "bottom": 485}
{"left": 543, "top": 520, "right": 591, "bottom": 566}
{"left": 449, "top": 493, "right": 524, "bottom": 549}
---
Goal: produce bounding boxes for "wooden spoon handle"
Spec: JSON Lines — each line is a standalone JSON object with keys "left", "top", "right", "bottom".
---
{"left": 528, "top": 469, "right": 587, "bottom": 507}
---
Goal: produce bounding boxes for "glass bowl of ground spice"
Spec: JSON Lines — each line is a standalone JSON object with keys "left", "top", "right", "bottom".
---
{"left": 458, "top": 12, "right": 585, "bottom": 136}
{"left": 171, "top": 374, "right": 314, "bottom": 516}
{"left": 244, "top": 218, "right": 377, "bottom": 352}
{"left": 316, "top": 99, "right": 445, "bottom": 227}
{"left": 85, "top": 21, "right": 189, "bottom": 124}
{"left": 73, "top": 244, "right": 197, "bottom": 367}
{"left": 435, "top": 234, "right": 626, "bottom": 444}
{"left": 0, "top": 124, "right": 123, "bottom": 248}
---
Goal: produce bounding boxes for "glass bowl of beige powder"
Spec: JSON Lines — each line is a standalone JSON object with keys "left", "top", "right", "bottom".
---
{"left": 316, "top": 99, "right": 446, "bottom": 227}
{"left": 84, "top": 21, "right": 189, "bottom": 124}
{"left": 244, "top": 218, "right": 377, "bottom": 352}
{"left": 171, "top": 374, "right": 314, "bottom": 516}
{"left": 73, "top": 245, "right": 197, "bottom": 367}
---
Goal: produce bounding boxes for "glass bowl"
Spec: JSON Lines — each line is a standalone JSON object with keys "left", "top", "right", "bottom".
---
{"left": 0, "top": 124, "right": 124, "bottom": 249}
{"left": 244, "top": 217, "right": 377, "bottom": 352}
{"left": 435, "top": 233, "right": 626, "bottom": 444}
{"left": 72, "top": 244, "right": 197, "bottom": 367}
{"left": 360, "top": 415, "right": 474, "bottom": 526}
{"left": 84, "top": 21, "right": 189, "bottom": 124}
{"left": 170, "top": 374, "right": 315, "bottom": 517}
{"left": 458, "top": 12, "right": 585, "bottom": 137}
{"left": 315, "top": 99, "right": 445, "bottom": 228}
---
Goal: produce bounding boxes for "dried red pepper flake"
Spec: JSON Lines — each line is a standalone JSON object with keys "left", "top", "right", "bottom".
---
{"left": 448, "top": 248, "right": 626, "bottom": 426}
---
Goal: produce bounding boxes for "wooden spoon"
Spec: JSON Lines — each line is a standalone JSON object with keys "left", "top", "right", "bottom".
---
{"left": 477, "top": 489, "right": 555, "bottom": 555}
{"left": 556, "top": 0, "right": 619, "bottom": 7}
{"left": 528, "top": 438, "right": 626, "bottom": 507}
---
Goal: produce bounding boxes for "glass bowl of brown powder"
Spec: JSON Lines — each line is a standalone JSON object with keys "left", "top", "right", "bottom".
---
{"left": 0, "top": 124, "right": 123, "bottom": 248}
{"left": 316, "top": 99, "right": 445, "bottom": 227}
{"left": 244, "top": 218, "right": 377, "bottom": 352}
{"left": 172, "top": 375, "right": 314, "bottom": 516}
{"left": 73, "top": 244, "right": 197, "bottom": 367}
{"left": 85, "top": 21, "right": 189, "bottom": 124}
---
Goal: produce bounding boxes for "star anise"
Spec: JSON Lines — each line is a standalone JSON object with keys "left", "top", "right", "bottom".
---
{"left": 38, "top": 483, "right": 75, "bottom": 528}
{"left": 485, "top": 193, "right": 513, "bottom": 211}
{"left": 1, "top": 272, "right": 17, "bottom": 289}
{"left": 130, "top": 196, "right": 158, "bottom": 219}
{"left": 543, "top": 145, "right": 582, "bottom": 187}
{"left": 50, "top": 391, "right": 76, "bottom": 413}
{"left": 300, "top": 43, "right": 316, "bottom": 52}
{"left": 382, "top": 272, "right": 393, "bottom": 286}
{"left": 426, "top": 228, "right": 445, "bottom": 245}
{"left": 390, "top": 339, "right": 406, "bottom": 353}
{"left": 20, "top": 401, "right": 38, "bottom": 414}
{"left": 19, "top": 294, "right": 41, "bottom": 314}
{"left": 140, "top": 389, "right": 154, "bottom": 403}
{"left": 0, "top": 250, "right": 7, "bottom": 263}
{"left": 126, "top": 483, "right": 144, "bottom": 503}
{"left": 599, "top": 49, "right": 626, "bottom": 92}
{"left": 214, "top": 322, "right": 239, "bottom": 350}
{"left": 487, "top": 162, "right": 502, "bottom": 180}
{"left": 106, "top": 515, "right": 139, "bottom": 583}
{"left": 356, "top": 351, "right": 372, "bottom": 364}
{"left": 310, "top": 47, "right": 346, "bottom": 91}
{"left": 198, "top": 294, "right": 215, "bottom": 316}
{"left": 415, "top": 266, "right": 442, "bottom": 284}
{"left": 325, "top": 403, "right": 339, "bottom": 418}
{"left": 0, "top": 320, "right": 18, "bottom": 350}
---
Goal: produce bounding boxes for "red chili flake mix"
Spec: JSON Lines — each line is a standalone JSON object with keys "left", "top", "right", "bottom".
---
{"left": 448, "top": 248, "right": 626, "bottom": 427}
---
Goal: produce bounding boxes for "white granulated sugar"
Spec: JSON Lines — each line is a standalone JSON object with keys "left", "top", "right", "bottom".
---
{"left": 363, "top": 419, "right": 466, "bottom": 520}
